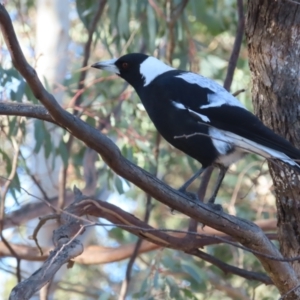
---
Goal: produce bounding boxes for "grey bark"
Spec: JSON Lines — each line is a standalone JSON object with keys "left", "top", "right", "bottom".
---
{"left": 246, "top": 1, "right": 300, "bottom": 298}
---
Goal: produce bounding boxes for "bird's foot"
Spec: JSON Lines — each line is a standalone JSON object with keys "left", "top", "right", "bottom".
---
{"left": 207, "top": 201, "right": 223, "bottom": 211}
{"left": 170, "top": 189, "right": 199, "bottom": 214}
{"left": 178, "top": 188, "right": 199, "bottom": 201}
{"left": 206, "top": 196, "right": 223, "bottom": 211}
{"left": 207, "top": 196, "right": 223, "bottom": 211}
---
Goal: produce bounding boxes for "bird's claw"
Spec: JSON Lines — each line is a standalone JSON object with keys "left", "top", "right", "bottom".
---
{"left": 178, "top": 189, "right": 199, "bottom": 201}
{"left": 207, "top": 202, "right": 223, "bottom": 211}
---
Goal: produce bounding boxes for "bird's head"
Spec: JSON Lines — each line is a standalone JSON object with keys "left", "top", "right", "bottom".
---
{"left": 91, "top": 53, "right": 174, "bottom": 89}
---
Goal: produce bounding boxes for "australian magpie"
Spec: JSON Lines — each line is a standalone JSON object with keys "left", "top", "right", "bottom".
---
{"left": 92, "top": 53, "right": 300, "bottom": 203}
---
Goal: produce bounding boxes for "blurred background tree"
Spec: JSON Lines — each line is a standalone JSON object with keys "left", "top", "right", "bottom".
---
{"left": 0, "top": 0, "right": 281, "bottom": 299}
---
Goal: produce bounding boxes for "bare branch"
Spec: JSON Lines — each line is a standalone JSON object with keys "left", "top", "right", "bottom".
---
{"left": 0, "top": 102, "right": 57, "bottom": 124}
{"left": 9, "top": 239, "right": 83, "bottom": 300}
{"left": 119, "top": 131, "right": 160, "bottom": 300}
{"left": 0, "top": 123, "right": 22, "bottom": 282}
{"left": 171, "top": 0, "right": 189, "bottom": 25}
{"left": 223, "top": 0, "right": 245, "bottom": 91}
{"left": 189, "top": 249, "right": 272, "bottom": 285}
{"left": 73, "top": 0, "right": 107, "bottom": 109}
{"left": 148, "top": 0, "right": 166, "bottom": 20}
{"left": 8, "top": 188, "right": 85, "bottom": 300}
{"left": 0, "top": 220, "right": 277, "bottom": 262}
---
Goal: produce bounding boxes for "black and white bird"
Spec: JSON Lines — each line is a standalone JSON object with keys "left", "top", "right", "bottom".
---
{"left": 92, "top": 53, "right": 300, "bottom": 203}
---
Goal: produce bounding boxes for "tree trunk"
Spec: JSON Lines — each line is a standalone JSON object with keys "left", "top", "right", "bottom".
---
{"left": 246, "top": 0, "right": 300, "bottom": 298}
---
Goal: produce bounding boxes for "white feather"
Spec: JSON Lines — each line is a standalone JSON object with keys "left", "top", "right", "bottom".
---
{"left": 140, "top": 57, "right": 174, "bottom": 86}
{"left": 172, "top": 101, "right": 186, "bottom": 110}
{"left": 188, "top": 108, "right": 210, "bottom": 123}
{"left": 172, "top": 102, "right": 211, "bottom": 123}
{"left": 176, "top": 73, "right": 246, "bottom": 109}
{"left": 209, "top": 127, "right": 233, "bottom": 155}
{"left": 209, "top": 127, "right": 300, "bottom": 168}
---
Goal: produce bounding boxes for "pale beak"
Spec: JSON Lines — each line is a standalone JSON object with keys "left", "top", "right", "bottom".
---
{"left": 91, "top": 58, "right": 119, "bottom": 74}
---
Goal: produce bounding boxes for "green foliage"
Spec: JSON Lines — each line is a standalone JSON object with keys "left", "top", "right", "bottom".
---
{"left": 76, "top": 0, "right": 98, "bottom": 30}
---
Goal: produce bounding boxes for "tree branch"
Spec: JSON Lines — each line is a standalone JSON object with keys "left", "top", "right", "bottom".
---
{"left": 4, "top": 191, "right": 273, "bottom": 286}
{"left": 189, "top": 249, "right": 272, "bottom": 285}
{"left": 8, "top": 188, "right": 85, "bottom": 300}
{"left": 0, "top": 102, "right": 57, "bottom": 124}
{"left": 0, "top": 219, "right": 278, "bottom": 262}
{"left": 73, "top": 0, "right": 107, "bottom": 108}
{"left": 119, "top": 132, "right": 160, "bottom": 300}
{"left": 223, "top": 0, "right": 245, "bottom": 91}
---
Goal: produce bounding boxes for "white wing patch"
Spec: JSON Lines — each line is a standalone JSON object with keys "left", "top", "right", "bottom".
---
{"left": 140, "top": 57, "right": 174, "bottom": 86}
{"left": 176, "top": 72, "right": 246, "bottom": 110}
{"left": 171, "top": 101, "right": 186, "bottom": 110}
{"left": 188, "top": 109, "right": 210, "bottom": 123}
{"left": 209, "top": 127, "right": 300, "bottom": 168}
{"left": 171, "top": 101, "right": 210, "bottom": 123}
{"left": 209, "top": 127, "right": 233, "bottom": 156}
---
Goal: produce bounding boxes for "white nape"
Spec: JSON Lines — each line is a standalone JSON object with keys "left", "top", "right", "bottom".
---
{"left": 140, "top": 57, "right": 174, "bottom": 86}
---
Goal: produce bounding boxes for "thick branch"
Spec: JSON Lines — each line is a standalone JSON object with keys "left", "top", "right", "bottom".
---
{"left": 0, "top": 102, "right": 56, "bottom": 124}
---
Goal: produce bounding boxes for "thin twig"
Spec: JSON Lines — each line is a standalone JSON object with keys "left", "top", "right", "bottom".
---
{"left": 228, "top": 161, "right": 262, "bottom": 215}
{"left": 74, "top": 0, "right": 107, "bottom": 109}
{"left": 19, "top": 150, "right": 51, "bottom": 203}
{"left": 188, "top": 248, "right": 272, "bottom": 285}
{"left": 279, "top": 283, "right": 300, "bottom": 300}
{"left": 148, "top": 0, "right": 166, "bottom": 20}
{"left": 0, "top": 123, "right": 22, "bottom": 282}
{"left": 170, "top": 0, "right": 189, "bottom": 25}
{"left": 119, "top": 132, "right": 160, "bottom": 300}
{"left": 223, "top": 0, "right": 245, "bottom": 91}
{"left": 58, "top": 0, "right": 107, "bottom": 210}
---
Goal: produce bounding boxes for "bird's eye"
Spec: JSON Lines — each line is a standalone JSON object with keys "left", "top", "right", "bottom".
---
{"left": 122, "top": 62, "right": 129, "bottom": 69}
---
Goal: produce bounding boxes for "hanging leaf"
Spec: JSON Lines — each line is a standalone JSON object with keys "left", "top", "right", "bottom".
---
{"left": 33, "top": 119, "right": 44, "bottom": 153}
{"left": 114, "top": 175, "right": 124, "bottom": 194}
{"left": 76, "top": 0, "right": 98, "bottom": 30}
{"left": 147, "top": 4, "right": 157, "bottom": 52}
{"left": 56, "top": 140, "right": 69, "bottom": 167}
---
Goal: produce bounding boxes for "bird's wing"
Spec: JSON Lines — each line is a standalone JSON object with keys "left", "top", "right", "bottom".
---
{"left": 192, "top": 104, "right": 300, "bottom": 162}
{"left": 162, "top": 71, "right": 300, "bottom": 162}
{"left": 175, "top": 72, "right": 246, "bottom": 109}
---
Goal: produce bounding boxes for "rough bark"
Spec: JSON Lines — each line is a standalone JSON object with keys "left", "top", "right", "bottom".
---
{"left": 246, "top": 0, "right": 300, "bottom": 298}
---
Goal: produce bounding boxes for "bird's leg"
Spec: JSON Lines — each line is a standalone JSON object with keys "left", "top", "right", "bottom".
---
{"left": 207, "top": 167, "right": 228, "bottom": 204}
{"left": 188, "top": 167, "right": 214, "bottom": 232}
{"left": 178, "top": 167, "right": 206, "bottom": 196}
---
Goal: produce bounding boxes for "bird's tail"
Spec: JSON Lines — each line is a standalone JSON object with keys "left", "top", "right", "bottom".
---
{"left": 222, "top": 130, "right": 300, "bottom": 173}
